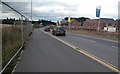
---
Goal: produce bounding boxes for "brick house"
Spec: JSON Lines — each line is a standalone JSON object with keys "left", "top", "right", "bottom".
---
{"left": 83, "top": 19, "right": 98, "bottom": 30}
{"left": 61, "top": 19, "right": 68, "bottom": 25}
{"left": 69, "top": 19, "right": 78, "bottom": 29}
{"left": 61, "top": 19, "right": 79, "bottom": 29}
{"left": 100, "top": 18, "right": 115, "bottom": 32}
{"left": 70, "top": 19, "right": 78, "bottom": 26}
{"left": 83, "top": 18, "right": 116, "bottom": 32}
{"left": 100, "top": 18, "right": 115, "bottom": 27}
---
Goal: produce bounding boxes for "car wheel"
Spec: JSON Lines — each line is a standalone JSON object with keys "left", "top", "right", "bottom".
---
{"left": 63, "top": 33, "right": 66, "bottom": 36}
{"left": 55, "top": 33, "right": 58, "bottom": 36}
{"left": 52, "top": 32, "right": 54, "bottom": 35}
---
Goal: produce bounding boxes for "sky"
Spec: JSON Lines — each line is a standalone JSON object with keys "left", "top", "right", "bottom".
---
{"left": 1, "top": 0, "right": 120, "bottom": 22}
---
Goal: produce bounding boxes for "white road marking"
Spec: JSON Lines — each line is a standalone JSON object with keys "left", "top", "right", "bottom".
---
{"left": 67, "top": 33, "right": 96, "bottom": 42}
{"left": 112, "top": 46, "right": 118, "bottom": 48}
{"left": 89, "top": 40, "right": 96, "bottom": 42}
{"left": 72, "top": 36, "right": 96, "bottom": 43}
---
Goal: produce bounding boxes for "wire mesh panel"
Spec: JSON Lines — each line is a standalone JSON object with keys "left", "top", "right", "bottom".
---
{"left": 0, "top": 1, "right": 2, "bottom": 71}
{"left": 118, "top": 1, "right": 120, "bottom": 71}
{"left": 0, "top": 2, "right": 32, "bottom": 72}
{"left": 22, "top": 17, "right": 30, "bottom": 43}
{"left": 2, "top": 2, "right": 22, "bottom": 68}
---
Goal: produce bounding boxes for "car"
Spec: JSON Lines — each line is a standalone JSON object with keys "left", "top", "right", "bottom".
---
{"left": 44, "top": 27, "right": 50, "bottom": 32}
{"left": 52, "top": 27, "right": 66, "bottom": 36}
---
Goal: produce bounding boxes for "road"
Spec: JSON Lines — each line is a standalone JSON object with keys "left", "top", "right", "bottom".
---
{"left": 54, "top": 31, "right": 118, "bottom": 67}
{"left": 13, "top": 29, "right": 118, "bottom": 72}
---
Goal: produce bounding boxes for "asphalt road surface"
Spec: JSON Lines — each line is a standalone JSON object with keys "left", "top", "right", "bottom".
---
{"left": 53, "top": 31, "right": 118, "bottom": 68}
{"left": 13, "top": 29, "right": 116, "bottom": 72}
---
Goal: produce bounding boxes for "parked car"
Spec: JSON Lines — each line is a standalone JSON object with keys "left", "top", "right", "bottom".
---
{"left": 44, "top": 27, "right": 50, "bottom": 32}
{"left": 52, "top": 27, "right": 66, "bottom": 36}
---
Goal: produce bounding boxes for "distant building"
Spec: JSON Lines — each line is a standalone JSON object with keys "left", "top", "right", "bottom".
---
{"left": 61, "top": 19, "right": 78, "bottom": 29}
{"left": 61, "top": 18, "right": 117, "bottom": 32}
{"left": 70, "top": 19, "right": 78, "bottom": 26}
{"left": 61, "top": 19, "right": 68, "bottom": 25}
{"left": 82, "top": 18, "right": 117, "bottom": 32}
{"left": 100, "top": 18, "right": 115, "bottom": 27}
{"left": 100, "top": 18, "right": 116, "bottom": 32}
{"left": 69, "top": 19, "right": 78, "bottom": 29}
{"left": 83, "top": 19, "right": 98, "bottom": 30}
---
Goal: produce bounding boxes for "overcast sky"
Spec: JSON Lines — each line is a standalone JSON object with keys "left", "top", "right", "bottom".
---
{"left": 2, "top": 0, "right": 120, "bottom": 22}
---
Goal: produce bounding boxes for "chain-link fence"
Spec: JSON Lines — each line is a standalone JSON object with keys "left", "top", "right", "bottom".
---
{"left": 0, "top": 1, "right": 32, "bottom": 73}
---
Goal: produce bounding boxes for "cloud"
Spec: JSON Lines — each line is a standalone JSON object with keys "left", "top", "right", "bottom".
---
{"left": 32, "top": 0, "right": 119, "bottom": 21}
{"left": 118, "top": 1, "right": 120, "bottom": 19}
{"left": 1, "top": 3, "right": 21, "bottom": 19}
{"left": 1, "top": 0, "right": 119, "bottom": 22}
{"left": 2, "top": 2, "right": 32, "bottom": 19}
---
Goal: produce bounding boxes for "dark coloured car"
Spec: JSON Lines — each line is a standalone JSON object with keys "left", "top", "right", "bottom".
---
{"left": 44, "top": 27, "right": 50, "bottom": 32}
{"left": 52, "top": 27, "right": 66, "bottom": 36}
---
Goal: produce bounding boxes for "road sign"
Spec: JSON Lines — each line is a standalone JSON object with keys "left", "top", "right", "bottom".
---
{"left": 68, "top": 17, "right": 71, "bottom": 22}
{"left": 96, "top": 6, "right": 101, "bottom": 17}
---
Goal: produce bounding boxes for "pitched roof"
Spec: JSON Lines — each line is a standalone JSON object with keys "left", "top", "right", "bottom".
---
{"left": 100, "top": 18, "right": 115, "bottom": 24}
{"left": 84, "top": 19, "right": 98, "bottom": 23}
{"left": 62, "top": 19, "right": 67, "bottom": 23}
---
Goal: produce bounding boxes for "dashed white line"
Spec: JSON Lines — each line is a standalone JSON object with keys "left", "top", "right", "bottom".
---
{"left": 89, "top": 40, "right": 96, "bottom": 42}
{"left": 74, "top": 37, "right": 96, "bottom": 43}
{"left": 112, "top": 46, "right": 118, "bottom": 48}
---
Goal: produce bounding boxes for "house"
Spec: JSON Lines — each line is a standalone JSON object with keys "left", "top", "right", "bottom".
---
{"left": 61, "top": 18, "right": 117, "bottom": 32}
{"left": 70, "top": 19, "right": 78, "bottom": 26}
{"left": 100, "top": 18, "right": 115, "bottom": 27}
{"left": 69, "top": 19, "right": 78, "bottom": 29}
{"left": 83, "top": 18, "right": 116, "bottom": 32}
{"left": 61, "top": 19, "right": 79, "bottom": 29}
{"left": 83, "top": 19, "right": 98, "bottom": 30}
{"left": 100, "top": 18, "right": 116, "bottom": 32}
{"left": 61, "top": 19, "right": 68, "bottom": 25}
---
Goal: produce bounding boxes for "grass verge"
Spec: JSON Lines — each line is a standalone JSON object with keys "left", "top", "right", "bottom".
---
{"left": 2, "top": 25, "right": 32, "bottom": 74}
{"left": 66, "top": 30, "right": 119, "bottom": 38}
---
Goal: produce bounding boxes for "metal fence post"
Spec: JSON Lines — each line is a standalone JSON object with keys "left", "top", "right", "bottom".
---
{"left": 21, "top": 16, "right": 24, "bottom": 47}
{"left": 0, "top": 1, "right": 2, "bottom": 72}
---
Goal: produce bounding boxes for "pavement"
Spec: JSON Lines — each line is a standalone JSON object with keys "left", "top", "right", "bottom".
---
{"left": 13, "top": 29, "right": 115, "bottom": 72}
